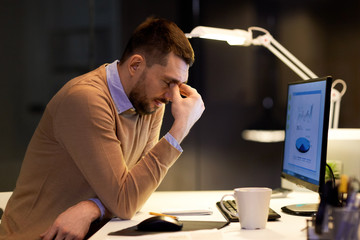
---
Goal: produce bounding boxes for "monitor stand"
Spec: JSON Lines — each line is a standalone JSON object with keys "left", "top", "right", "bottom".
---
{"left": 281, "top": 203, "right": 318, "bottom": 216}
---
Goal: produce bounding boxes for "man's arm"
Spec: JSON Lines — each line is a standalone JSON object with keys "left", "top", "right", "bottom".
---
{"left": 40, "top": 200, "right": 100, "bottom": 240}
{"left": 53, "top": 86, "right": 178, "bottom": 219}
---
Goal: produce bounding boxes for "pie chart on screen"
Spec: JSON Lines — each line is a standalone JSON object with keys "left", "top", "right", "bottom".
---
{"left": 295, "top": 137, "right": 310, "bottom": 153}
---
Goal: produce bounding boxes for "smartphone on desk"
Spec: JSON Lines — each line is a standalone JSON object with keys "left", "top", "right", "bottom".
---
{"left": 271, "top": 188, "right": 292, "bottom": 198}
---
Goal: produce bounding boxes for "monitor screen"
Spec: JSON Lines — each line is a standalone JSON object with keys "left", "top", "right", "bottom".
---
{"left": 281, "top": 77, "right": 332, "bottom": 196}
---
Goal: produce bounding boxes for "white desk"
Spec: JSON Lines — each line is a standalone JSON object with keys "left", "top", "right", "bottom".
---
{"left": 0, "top": 191, "right": 12, "bottom": 224}
{"left": 90, "top": 190, "right": 320, "bottom": 240}
{"left": 0, "top": 192, "right": 11, "bottom": 210}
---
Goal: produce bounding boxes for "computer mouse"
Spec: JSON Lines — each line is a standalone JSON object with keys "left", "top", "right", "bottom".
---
{"left": 137, "top": 216, "right": 183, "bottom": 231}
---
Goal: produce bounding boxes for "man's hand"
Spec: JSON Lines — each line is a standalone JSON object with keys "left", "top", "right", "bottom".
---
{"left": 40, "top": 200, "right": 101, "bottom": 240}
{"left": 169, "top": 83, "right": 205, "bottom": 143}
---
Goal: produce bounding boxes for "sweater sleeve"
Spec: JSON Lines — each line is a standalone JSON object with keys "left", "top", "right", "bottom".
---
{"left": 53, "top": 84, "right": 181, "bottom": 219}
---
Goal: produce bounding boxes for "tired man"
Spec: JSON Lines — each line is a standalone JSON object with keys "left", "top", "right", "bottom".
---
{"left": 0, "top": 17, "right": 204, "bottom": 240}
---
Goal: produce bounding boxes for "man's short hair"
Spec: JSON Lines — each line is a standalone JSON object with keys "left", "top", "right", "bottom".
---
{"left": 120, "top": 17, "right": 195, "bottom": 67}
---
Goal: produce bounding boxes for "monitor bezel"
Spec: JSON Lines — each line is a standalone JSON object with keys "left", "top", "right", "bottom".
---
{"left": 281, "top": 76, "right": 332, "bottom": 195}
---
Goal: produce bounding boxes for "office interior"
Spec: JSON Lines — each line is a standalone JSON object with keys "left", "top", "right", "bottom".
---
{"left": 1, "top": 0, "right": 359, "bottom": 192}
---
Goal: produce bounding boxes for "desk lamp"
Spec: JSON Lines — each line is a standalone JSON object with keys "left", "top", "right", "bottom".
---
{"left": 186, "top": 26, "right": 346, "bottom": 142}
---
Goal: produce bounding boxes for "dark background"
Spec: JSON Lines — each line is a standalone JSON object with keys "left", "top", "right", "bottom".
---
{"left": 1, "top": 0, "right": 359, "bottom": 191}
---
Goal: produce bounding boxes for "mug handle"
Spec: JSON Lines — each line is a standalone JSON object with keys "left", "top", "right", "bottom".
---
{"left": 220, "top": 194, "right": 238, "bottom": 218}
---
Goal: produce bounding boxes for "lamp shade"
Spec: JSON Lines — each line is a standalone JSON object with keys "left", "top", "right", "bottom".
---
{"left": 186, "top": 26, "right": 252, "bottom": 46}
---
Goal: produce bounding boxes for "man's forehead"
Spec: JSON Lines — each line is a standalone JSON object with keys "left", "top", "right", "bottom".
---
{"left": 160, "top": 59, "right": 189, "bottom": 84}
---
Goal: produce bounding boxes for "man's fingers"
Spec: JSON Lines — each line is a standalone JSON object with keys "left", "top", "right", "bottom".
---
{"left": 178, "top": 83, "right": 193, "bottom": 97}
{"left": 170, "top": 83, "right": 182, "bottom": 101}
{"left": 172, "top": 83, "right": 198, "bottom": 99}
{"left": 39, "top": 230, "right": 48, "bottom": 239}
{"left": 40, "top": 226, "right": 57, "bottom": 240}
{"left": 54, "top": 232, "right": 65, "bottom": 240}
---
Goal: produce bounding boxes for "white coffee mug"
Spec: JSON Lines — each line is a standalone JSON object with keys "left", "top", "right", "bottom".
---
{"left": 220, "top": 187, "right": 272, "bottom": 229}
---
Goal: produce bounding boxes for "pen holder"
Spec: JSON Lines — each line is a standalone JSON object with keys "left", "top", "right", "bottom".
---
{"left": 332, "top": 207, "right": 360, "bottom": 240}
{"left": 306, "top": 207, "right": 360, "bottom": 240}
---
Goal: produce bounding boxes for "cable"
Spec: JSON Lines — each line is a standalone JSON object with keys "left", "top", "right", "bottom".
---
{"left": 326, "top": 163, "right": 336, "bottom": 188}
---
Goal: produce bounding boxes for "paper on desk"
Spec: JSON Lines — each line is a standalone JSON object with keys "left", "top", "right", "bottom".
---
{"left": 112, "top": 229, "right": 223, "bottom": 240}
{"left": 161, "top": 207, "right": 213, "bottom": 215}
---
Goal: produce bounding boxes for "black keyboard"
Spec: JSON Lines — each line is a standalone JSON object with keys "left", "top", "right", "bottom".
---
{"left": 216, "top": 200, "right": 281, "bottom": 222}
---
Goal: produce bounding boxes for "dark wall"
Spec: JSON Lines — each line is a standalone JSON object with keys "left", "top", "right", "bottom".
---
{"left": 1, "top": 0, "right": 359, "bottom": 191}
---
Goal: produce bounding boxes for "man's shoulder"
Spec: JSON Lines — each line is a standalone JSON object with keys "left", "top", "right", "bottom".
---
{"left": 70, "top": 64, "right": 108, "bottom": 90}
{"left": 47, "top": 64, "right": 113, "bottom": 113}
{"left": 54, "top": 65, "right": 108, "bottom": 98}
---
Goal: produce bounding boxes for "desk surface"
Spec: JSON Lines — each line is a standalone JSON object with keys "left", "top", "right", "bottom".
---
{"left": 0, "top": 192, "right": 12, "bottom": 209}
{"left": 90, "top": 190, "right": 320, "bottom": 240}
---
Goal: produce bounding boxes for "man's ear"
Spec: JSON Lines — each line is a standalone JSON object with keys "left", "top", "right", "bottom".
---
{"left": 128, "top": 54, "right": 145, "bottom": 76}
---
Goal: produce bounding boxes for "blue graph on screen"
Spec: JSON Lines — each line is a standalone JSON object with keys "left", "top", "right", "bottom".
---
{"left": 297, "top": 104, "right": 313, "bottom": 123}
{"left": 295, "top": 137, "right": 311, "bottom": 153}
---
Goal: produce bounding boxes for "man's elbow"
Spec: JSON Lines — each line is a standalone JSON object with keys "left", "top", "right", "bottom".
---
{"left": 116, "top": 208, "right": 137, "bottom": 220}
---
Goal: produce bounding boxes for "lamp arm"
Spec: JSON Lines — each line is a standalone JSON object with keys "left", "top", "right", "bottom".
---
{"left": 262, "top": 33, "right": 347, "bottom": 128}
{"left": 251, "top": 32, "right": 318, "bottom": 80}
{"left": 265, "top": 43, "right": 313, "bottom": 80}
{"left": 248, "top": 28, "right": 348, "bottom": 129}
{"left": 329, "top": 79, "right": 347, "bottom": 128}
{"left": 269, "top": 37, "right": 318, "bottom": 79}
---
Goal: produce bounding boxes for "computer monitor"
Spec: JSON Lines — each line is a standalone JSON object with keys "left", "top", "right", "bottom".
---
{"left": 281, "top": 76, "right": 332, "bottom": 216}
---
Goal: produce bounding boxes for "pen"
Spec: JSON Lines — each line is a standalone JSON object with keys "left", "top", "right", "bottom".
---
{"left": 338, "top": 174, "right": 348, "bottom": 206}
{"left": 149, "top": 212, "right": 178, "bottom": 220}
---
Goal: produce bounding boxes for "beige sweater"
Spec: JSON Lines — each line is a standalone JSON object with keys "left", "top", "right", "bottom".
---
{"left": 0, "top": 64, "right": 181, "bottom": 240}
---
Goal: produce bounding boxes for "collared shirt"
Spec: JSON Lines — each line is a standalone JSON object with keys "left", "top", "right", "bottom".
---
{"left": 106, "top": 60, "right": 133, "bottom": 114}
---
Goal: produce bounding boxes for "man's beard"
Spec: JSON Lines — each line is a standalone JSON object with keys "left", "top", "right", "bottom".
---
{"left": 129, "top": 70, "right": 167, "bottom": 115}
